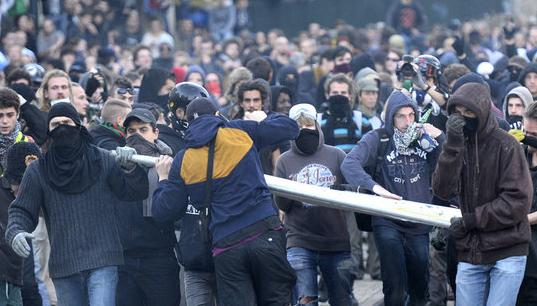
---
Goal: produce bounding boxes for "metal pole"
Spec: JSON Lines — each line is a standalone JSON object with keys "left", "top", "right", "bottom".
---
{"left": 114, "top": 152, "right": 460, "bottom": 228}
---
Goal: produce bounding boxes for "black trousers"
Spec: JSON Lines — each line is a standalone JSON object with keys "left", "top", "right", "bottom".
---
{"left": 214, "top": 229, "right": 296, "bottom": 306}
{"left": 116, "top": 253, "right": 181, "bottom": 306}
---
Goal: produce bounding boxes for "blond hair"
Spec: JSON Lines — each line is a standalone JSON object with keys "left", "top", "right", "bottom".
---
{"left": 37, "top": 69, "right": 73, "bottom": 112}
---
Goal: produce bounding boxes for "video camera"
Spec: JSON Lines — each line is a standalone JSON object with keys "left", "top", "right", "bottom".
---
{"left": 397, "top": 55, "right": 416, "bottom": 80}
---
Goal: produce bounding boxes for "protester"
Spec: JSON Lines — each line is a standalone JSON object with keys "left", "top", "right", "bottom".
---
{"left": 151, "top": 97, "right": 298, "bottom": 305}
{"left": 275, "top": 103, "right": 353, "bottom": 306}
{"left": 115, "top": 108, "right": 180, "bottom": 306}
{"left": 5, "top": 102, "right": 149, "bottom": 305}
{"left": 342, "top": 91, "right": 444, "bottom": 306}
{"left": 433, "top": 83, "right": 532, "bottom": 305}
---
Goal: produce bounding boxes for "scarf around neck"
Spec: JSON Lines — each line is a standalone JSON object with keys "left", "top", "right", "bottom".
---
{"left": 393, "top": 122, "right": 419, "bottom": 156}
{"left": 0, "top": 121, "right": 21, "bottom": 171}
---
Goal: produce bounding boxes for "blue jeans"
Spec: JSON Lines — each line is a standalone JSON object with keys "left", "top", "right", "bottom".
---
{"left": 287, "top": 247, "right": 352, "bottom": 306}
{"left": 0, "top": 281, "right": 23, "bottom": 306}
{"left": 374, "top": 225, "right": 429, "bottom": 306}
{"left": 52, "top": 266, "right": 118, "bottom": 306}
{"left": 456, "top": 256, "right": 526, "bottom": 306}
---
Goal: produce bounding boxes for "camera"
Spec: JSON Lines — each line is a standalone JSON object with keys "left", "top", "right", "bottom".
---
{"left": 397, "top": 55, "right": 416, "bottom": 80}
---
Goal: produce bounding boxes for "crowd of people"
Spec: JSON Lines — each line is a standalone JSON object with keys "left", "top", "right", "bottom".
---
{"left": 1, "top": 0, "right": 537, "bottom": 305}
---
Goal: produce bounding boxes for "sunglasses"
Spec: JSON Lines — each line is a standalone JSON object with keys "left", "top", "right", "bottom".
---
{"left": 387, "top": 57, "right": 400, "bottom": 62}
{"left": 116, "top": 87, "right": 135, "bottom": 95}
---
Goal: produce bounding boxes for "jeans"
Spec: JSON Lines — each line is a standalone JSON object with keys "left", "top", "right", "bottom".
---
{"left": 52, "top": 266, "right": 118, "bottom": 306}
{"left": 116, "top": 254, "right": 181, "bottom": 306}
{"left": 456, "top": 256, "right": 526, "bottom": 306}
{"left": 287, "top": 247, "right": 352, "bottom": 306}
{"left": 214, "top": 229, "right": 296, "bottom": 306}
{"left": 374, "top": 225, "right": 429, "bottom": 306}
{"left": 428, "top": 245, "right": 448, "bottom": 306}
{"left": 183, "top": 270, "right": 217, "bottom": 306}
{"left": 0, "top": 281, "right": 23, "bottom": 306}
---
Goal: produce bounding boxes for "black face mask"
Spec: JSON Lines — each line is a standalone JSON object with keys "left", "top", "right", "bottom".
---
{"left": 333, "top": 63, "right": 352, "bottom": 74}
{"left": 463, "top": 117, "right": 479, "bottom": 134}
{"left": 328, "top": 95, "right": 351, "bottom": 118}
{"left": 508, "top": 115, "right": 523, "bottom": 125}
{"left": 49, "top": 125, "right": 81, "bottom": 149}
{"left": 508, "top": 115, "right": 523, "bottom": 130}
{"left": 156, "top": 94, "right": 169, "bottom": 108}
{"left": 295, "top": 128, "right": 319, "bottom": 155}
{"left": 43, "top": 124, "right": 101, "bottom": 194}
{"left": 126, "top": 133, "right": 159, "bottom": 156}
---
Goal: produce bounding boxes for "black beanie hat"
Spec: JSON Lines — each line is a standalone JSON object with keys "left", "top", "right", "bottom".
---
{"left": 4, "top": 142, "right": 42, "bottom": 184}
{"left": 47, "top": 102, "right": 81, "bottom": 127}
{"left": 186, "top": 97, "right": 218, "bottom": 122}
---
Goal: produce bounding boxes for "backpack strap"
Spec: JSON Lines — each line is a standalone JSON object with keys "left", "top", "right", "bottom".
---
{"left": 372, "top": 128, "right": 389, "bottom": 182}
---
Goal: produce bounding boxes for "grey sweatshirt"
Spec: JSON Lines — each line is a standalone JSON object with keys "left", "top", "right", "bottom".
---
{"left": 5, "top": 149, "right": 148, "bottom": 278}
{"left": 275, "top": 127, "right": 350, "bottom": 252}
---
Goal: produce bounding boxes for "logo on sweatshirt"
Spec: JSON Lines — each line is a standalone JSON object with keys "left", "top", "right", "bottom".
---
{"left": 292, "top": 164, "right": 336, "bottom": 208}
{"left": 295, "top": 163, "right": 336, "bottom": 188}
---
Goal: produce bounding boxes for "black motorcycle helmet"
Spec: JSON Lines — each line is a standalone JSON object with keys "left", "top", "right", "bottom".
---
{"left": 413, "top": 55, "right": 442, "bottom": 81}
{"left": 168, "top": 82, "right": 209, "bottom": 133}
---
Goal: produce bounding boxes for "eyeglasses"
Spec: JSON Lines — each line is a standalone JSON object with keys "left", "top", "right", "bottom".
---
{"left": 116, "top": 87, "right": 135, "bottom": 95}
{"left": 386, "top": 57, "right": 400, "bottom": 62}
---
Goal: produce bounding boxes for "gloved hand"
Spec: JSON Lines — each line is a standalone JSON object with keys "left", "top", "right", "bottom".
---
{"left": 412, "top": 68, "right": 429, "bottom": 91}
{"left": 115, "top": 146, "right": 137, "bottom": 169}
{"left": 449, "top": 217, "right": 467, "bottom": 239}
{"left": 509, "top": 129, "right": 525, "bottom": 142}
{"left": 11, "top": 232, "right": 34, "bottom": 258}
{"left": 446, "top": 113, "right": 465, "bottom": 141}
{"left": 452, "top": 35, "right": 465, "bottom": 57}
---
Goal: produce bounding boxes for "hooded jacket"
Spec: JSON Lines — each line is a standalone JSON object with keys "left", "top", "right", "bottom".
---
{"left": 502, "top": 86, "right": 533, "bottom": 124}
{"left": 518, "top": 62, "right": 537, "bottom": 99}
{"left": 152, "top": 113, "right": 299, "bottom": 245}
{"left": 116, "top": 136, "right": 177, "bottom": 256}
{"left": 341, "top": 91, "right": 445, "bottom": 234}
{"left": 274, "top": 125, "right": 349, "bottom": 252}
{"left": 433, "top": 83, "right": 532, "bottom": 264}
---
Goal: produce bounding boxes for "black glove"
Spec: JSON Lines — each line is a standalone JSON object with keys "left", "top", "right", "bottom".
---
{"left": 431, "top": 227, "right": 448, "bottom": 251}
{"left": 452, "top": 35, "right": 465, "bottom": 57}
{"left": 10, "top": 83, "right": 36, "bottom": 104}
{"left": 446, "top": 113, "right": 465, "bottom": 140}
{"left": 523, "top": 134, "right": 537, "bottom": 149}
{"left": 449, "top": 217, "right": 467, "bottom": 239}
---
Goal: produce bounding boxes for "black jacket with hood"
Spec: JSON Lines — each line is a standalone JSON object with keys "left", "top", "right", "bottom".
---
{"left": 433, "top": 83, "right": 532, "bottom": 264}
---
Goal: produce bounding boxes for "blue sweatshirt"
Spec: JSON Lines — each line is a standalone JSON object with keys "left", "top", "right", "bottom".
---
{"left": 341, "top": 91, "right": 445, "bottom": 233}
{"left": 152, "top": 113, "right": 299, "bottom": 244}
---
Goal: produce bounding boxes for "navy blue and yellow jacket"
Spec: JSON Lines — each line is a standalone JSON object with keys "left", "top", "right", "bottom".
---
{"left": 152, "top": 113, "right": 299, "bottom": 244}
